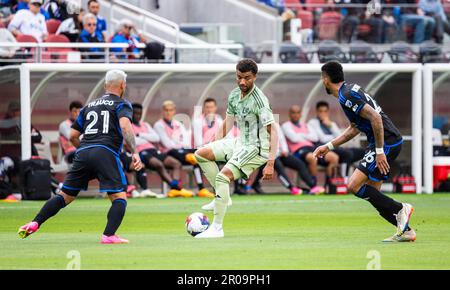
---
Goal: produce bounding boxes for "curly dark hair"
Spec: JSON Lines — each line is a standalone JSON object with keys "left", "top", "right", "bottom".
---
{"left": 236, "top": 58, "right": 258, "bottom": 75}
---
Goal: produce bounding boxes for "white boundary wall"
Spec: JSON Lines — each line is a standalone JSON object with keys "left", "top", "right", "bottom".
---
{"left": 18, "top": 63, "right": 424, "bottom": 192}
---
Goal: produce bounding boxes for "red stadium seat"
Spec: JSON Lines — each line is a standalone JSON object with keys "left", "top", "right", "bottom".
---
{"left": 15, "top": 34, "right": 39, "bottom": 43}
{"left": 317, "top": 11, "right": 341, "bottom": 41}
{"left": 46, "top": 19, "right": 61, "bottom": 35}
{"left": 296, "top": 9, "right": 313, "bottom": 29}
{"left": 0, "top": 21, "right": 5, "bottom": 28}
{"left": 15, "top": 34, "right": 38, "bottom": 61}
{"left": 42, "top": 34, "right": 74, "bottom": 63}
{"left": 304, "top": 0, "right": 326, "bottom": 12}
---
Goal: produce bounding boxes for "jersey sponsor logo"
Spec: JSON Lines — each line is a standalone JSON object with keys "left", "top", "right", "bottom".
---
{"left": 88, "top": 99, "right": 114, "bottom": 108}
{"left": 345, "top": 100, "right": 353, "bottom": 108}
{"left": 352, "top": 104, "right": 359, "bottom": 112}
{"left": 351, "top": 84, "right": 361, "bottom": 92}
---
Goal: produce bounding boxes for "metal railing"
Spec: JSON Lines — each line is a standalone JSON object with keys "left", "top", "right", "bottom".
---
{"left": 0, "top": 42, "right": 244, "bottom": 64}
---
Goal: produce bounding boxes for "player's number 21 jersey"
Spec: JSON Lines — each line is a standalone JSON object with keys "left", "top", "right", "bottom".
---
{"left": 71, "top": 94, "right": 133, "bottom": 154}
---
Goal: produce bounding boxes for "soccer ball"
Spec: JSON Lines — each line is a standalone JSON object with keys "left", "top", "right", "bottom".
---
{"left": 185, "top": 212, "right": 210, "bottom": 236}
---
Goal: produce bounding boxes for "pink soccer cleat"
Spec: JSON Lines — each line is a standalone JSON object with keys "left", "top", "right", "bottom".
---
{"left": 18, "top": 221, "right": 39, "bottom": 239}
{"left": 290, "top": 187, "right": 303, "bottom": 195}
{"left": 100, "top": 235, "right": 129, "bottom": 244}
{"left": 310, "top": 186, "right": 325, "bottom": 195}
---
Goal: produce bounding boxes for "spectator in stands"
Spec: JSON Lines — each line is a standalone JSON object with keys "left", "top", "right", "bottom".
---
{"left": 87, "top": 0, "right": 106, "bottom": 40}
{"left": 154, "top": 100, "right": 214, "bottom": 198}
{"left": 251, "top": 123, "right": 324, "bottom": 195}
{"left": 0, "top": 27, "right": 19, "bottom": 65}
{"left": 339, "top": 0, "right": 365, "bottom": 43}
{"left": 56, "top": 7, "right": 84, "bottom": 42}
{"left": 418, "top": 0, "right": 450, "bottom": 43}
{"left": 77, "top": 12, "right": 104, "bottom": 60}
{"left": 111, "top": 18, "right": 145, "bottom": 60}
{"left": 16, "top": 0, "right": 50, "bottom": 19}
{"left": 43, "top": 0, "right": 70, "bottom": 21}
{"left": 307, "top": 101, "right": 365, "bottom": 175}
{"left": 282, "top": 105, "right": 339, "bottom": 187}
{"left": 399, "top": 0, "right": 435, "bottom": 43}
{"left": 130, "top": 102, "right": 194, "bottom": 198}
{"left": 0, "top": 0, "right": 14, "bottom": 24}
{"left": 8, "top": 0, "right": 48, "bottom": 42}
{"left": 58, "top": 101, "right": 82, "bottom": 164}
{"left": 192, "top": 98, "right": 223, "bottom": 149}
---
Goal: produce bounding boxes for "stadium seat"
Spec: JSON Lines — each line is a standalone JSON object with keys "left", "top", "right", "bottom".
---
{"left": 279, "top": 42, "right": 313, "bottom": 63}
{"left": 304, "top": 0, "right": 326, "bottom": 12}
{"left": 15, "top": 34, "right": 39, "bottom": 61}
{"left": 419, "top": 41, "right": 448, "bottom": 63}
{"left": 46, "top": 19, "right": 61, "bottom": 35}
{"left": 0, "top": 21, "right": 5, "bottom": 28}
{"left": 42, "top": 34, "right": 74, "bottom": 63}
{"left": 387, "top": 41, "right": 419, "bottom": 63}
{"left": 348, "top": 41, "right": 384, "bottom": 63}
{"left": 295, "top": 10, "right": 313, "bottom": 29}
{"left": 317, "top": 40, "right": 348, "bottom": 63}
{"left": 317, "top": 11, "right": 341, "bottom": 41}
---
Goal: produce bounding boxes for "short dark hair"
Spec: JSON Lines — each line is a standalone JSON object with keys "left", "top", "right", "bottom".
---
{"left": 316, "top": 101, "right": 329, "bottom": 110}
{"left": 236, "top": 58, "right": 258, "bottom": 75}
{"left": 203, "top": 98, "right": 216, "bottom": 105}
{"left": 69, "top": 101, "right": 83, "bottom": 111}
{"left": 88, "top": 0, "right": 98, "bottom": 6}
{"left": 321, "top": 61, "right": 344, "bottom": 83}
{"left": 132, "top": 103, "right": 143, "bottom": 110}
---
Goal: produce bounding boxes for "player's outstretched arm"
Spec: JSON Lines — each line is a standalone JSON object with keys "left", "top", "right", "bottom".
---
{"left": 313, "top": 124, "right": 359, "bottom": 159}
{"left": 359, "top": 105, "right": 390, "bottom": 175}
{"left": 119, "top": 117, "right": 143, "bottom": 171}
{"left": 69, "top": 129, "right": 82, "bottom": 148}
{"left": 262, "top": 123, "right": 277, "bottom": 180}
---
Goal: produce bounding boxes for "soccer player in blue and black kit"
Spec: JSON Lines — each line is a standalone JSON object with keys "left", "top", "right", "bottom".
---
{"left": 314, "top": 61, "right": 415, "bottom": 242}
{"left": 18, "top": 70, "right": 143, "bottom": 244}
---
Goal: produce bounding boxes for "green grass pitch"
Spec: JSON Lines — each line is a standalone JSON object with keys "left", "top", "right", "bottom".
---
{"left": 1, "top": 194, "right": 450, "bottom": 270}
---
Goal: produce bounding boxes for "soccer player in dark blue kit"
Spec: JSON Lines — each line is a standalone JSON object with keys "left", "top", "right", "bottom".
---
{"left": 314, "top": 61, "right": 416, "bottom": 242}
{"left": 18, "top": 70, "right": 143, "bottom": 244}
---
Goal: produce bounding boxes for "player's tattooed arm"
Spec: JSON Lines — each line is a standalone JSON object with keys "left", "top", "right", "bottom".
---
{"left": 313, "top": 124, "right": 359, "bottom": 159}
{"left": 120, "top": 117, "right": 143, "bottom": 171}
{"left": 359, "top": 104, "right": 390, "bottom": 174}
{"left": 69, "top": 129, "right": 82, "bottom": 148}
{"left": 332, "top": 123, "right": 360, "bottom": 148}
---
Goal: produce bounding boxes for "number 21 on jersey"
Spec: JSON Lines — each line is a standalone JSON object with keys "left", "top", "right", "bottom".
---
{"left": 85, "top": 111, "right": 110, "bottom": 135}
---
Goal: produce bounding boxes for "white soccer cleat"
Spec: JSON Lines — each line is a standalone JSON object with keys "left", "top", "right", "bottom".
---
{"left": 201, "top": 198, "right": 232, "bottom": 211}
{"left": 195, "top": 225, "right": 224, "bottom": 239}
{"left": 395, "top": 203, "right": 414, "bottom": 235}
{"left": 383, "top": 229, "right": 416, "bottom": 243}
{"left": 140, "top": 189, "right": 158, "bottom": 198}
{"left": 131, "top": 190, "right": 142, "bottom": 198}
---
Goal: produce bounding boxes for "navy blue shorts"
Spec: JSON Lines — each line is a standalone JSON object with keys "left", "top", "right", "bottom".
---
{"left": 357, "top": 140, "right": 403, "bottom": 182}
{"left": 62, "top": 146, "right": 127, "bottom": 196}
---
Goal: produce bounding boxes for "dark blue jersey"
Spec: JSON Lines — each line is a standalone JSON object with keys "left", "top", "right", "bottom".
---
{"left": 338, "top": 82, "right": 402, "bottom": 147}
{"left": 71, "top": 94, "right": 133, "bottom": 155}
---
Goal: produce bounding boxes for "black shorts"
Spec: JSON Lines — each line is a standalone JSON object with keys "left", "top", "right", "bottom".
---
{"left": 167, "top": 148, "right": 196, "bottom": 165}
{"left": 139, "top": 148, "right": 167, "bottom": 168}
{"left": 62, "top": 146, "right": 127, "bottom": 196}
{"left": 357, "top": 140, "right": 403, "bottom": 182}
{"left": 294, "top": 146, "right": 328, "bottom": 167}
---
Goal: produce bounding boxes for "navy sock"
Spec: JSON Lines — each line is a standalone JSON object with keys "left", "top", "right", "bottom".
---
{"left": 33, "top": 194, "right": 66, "bottom": 226}
{"left": 103, "top": 199, "right": 127, "bottom": 236}
{"left": 136, "top": 170, "right": 148, "bottom": 190}
{"left": 311, "top": 176, "right": 317, "bottom": 187}
{"left": 356, "top": 185, "right": 403, "bottom": 226}
{"left": 169, "top": 180, "right": 181, "bottom": 190}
